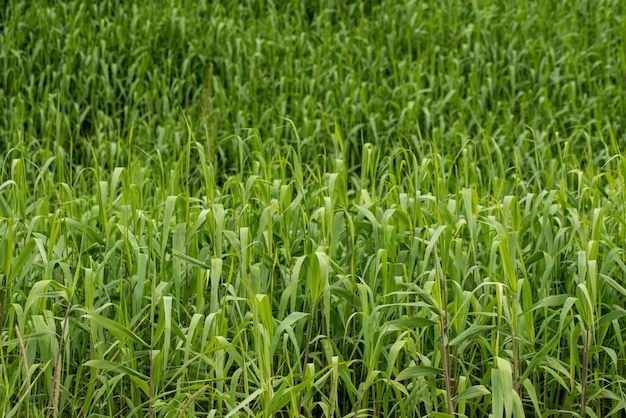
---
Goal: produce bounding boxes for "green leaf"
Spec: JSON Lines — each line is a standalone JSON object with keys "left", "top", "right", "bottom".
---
{"left": 84, "top": 360, "right": 149, "bottom": 395}
{"left": 395, "top": 366, "right": 440, "bottom": 381}
{"left": 224, "top": 388, "right": 263, "bottom": 418}
{"left": 449, "top": 325, "right": 494, "bottom": 346}
{"left": 83, "top": 312, "right": 147, "bottom": 347}
{"left": 453, "top": 385, "right": 490, "bottom": 402}
{"left": 599, "top": 307, "right": 626, "bottom": 326}
{"left": 172, "top": 250, "right": 211, "bottom": 270}
{"left": 384, "top": 316, "right": 437, "bottom": 331}
{"left": 527, "top": 294, "right": 569, "bottom": 312}
{"left": 269, "top": 311, "right": 309, "bottom": 357}
{"left": 492, "top": 357, "right": 514, "bottom": 418}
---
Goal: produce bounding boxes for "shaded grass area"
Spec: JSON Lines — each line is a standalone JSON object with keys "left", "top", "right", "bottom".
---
{"left": 1, "top": 0, "right": 626, "bottom": 416}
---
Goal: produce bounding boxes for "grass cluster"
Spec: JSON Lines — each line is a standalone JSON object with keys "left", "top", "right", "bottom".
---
{"left": 1, "top": 0, "right": 626, "bottom": 416}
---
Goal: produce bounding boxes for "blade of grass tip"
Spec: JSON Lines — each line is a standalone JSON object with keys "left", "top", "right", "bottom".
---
{"left": 329, "top": 355, "right": 339, "bottom": 418}
{"left": 161, "top": 195, "right": 178, "bottom": 260}
{"left": 182, "top": 313, "right": 203, "bottom": 367}
{"left": 209, "top": 258, "right": 223, "bottom": 315}
{"left": 134, "top": 253, "right": 149, "bottom": 318}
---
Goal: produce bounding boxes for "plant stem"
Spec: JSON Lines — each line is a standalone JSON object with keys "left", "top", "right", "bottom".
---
{"left": 441, "top": 272, "right": 454, "bottom": 414}
{"left": 298, "top": 302, "right": 316, "bottom": 417}
{"left": 581, "top": 328, "right": 590, "bottom": 416}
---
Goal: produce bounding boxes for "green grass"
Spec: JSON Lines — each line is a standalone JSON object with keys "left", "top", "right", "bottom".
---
{"left": 2, "top": 0, "right": 626, "bottom": 416}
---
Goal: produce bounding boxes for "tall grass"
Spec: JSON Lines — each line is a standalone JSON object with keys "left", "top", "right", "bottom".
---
{"left": 1, "top": 0, "right": 626, "bottom": 416}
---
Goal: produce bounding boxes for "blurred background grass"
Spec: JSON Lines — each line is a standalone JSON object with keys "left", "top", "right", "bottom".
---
{"left": 2, "top": 0, "right": 624, "bottom": 184}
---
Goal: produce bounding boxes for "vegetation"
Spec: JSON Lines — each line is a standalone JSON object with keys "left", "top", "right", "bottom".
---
{"left": 1, "top": 0, "right": 626, "bottom": 416}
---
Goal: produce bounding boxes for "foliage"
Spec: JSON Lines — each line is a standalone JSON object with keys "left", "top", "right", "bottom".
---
{"left": 1, "top": 0, "right": 626, "bottom": 416}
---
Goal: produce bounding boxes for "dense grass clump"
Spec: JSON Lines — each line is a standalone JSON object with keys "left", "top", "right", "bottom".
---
{"left": 1, "top": 0, "right": 626, "bottom": 416}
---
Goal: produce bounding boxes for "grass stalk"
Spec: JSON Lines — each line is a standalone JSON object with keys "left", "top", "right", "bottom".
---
{"left": 47, "top": 299, "right": 71, "bottom": 418}
{"left": 581, "top": 327, "right": 590, "bottom": 415}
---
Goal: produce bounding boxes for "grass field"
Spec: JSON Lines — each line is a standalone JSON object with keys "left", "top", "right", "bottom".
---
{"left": 2, "top": 0, "right": 626, "bottom": 416}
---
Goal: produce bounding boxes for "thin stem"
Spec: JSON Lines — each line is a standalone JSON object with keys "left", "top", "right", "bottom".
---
{"left": 581, "top": 328, "right": 590, "bottom": 416}
{"left": 441, "top": 271, "right": 454, "bottom": 414}
{"left": 48, "top": 299, "right": 72, "bottom": 418}
{"left": 298, "top": 302, "right": 316, "bottom": 417}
